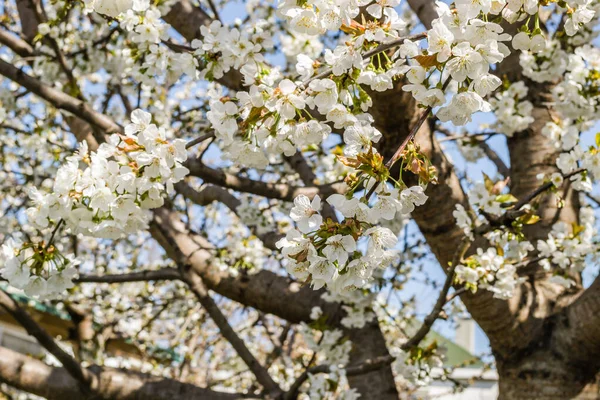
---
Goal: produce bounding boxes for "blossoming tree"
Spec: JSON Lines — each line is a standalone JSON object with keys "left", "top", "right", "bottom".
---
{"left": 0, "top": 0, "right": 599, "bottom": 398}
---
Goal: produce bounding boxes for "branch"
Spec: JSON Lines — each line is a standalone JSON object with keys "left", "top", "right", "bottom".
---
{"left": 366, "top": 77, "right": 451, "bottom": 200}
{"left": 474, "top": 168, "right": 586, "bottom": 234}
{"left": 0, "top": 58, "right": 121, "bottom": 135}
{"left": 185, "top": 132, "right": 215, "bottom": 149}
{"left": 162, "top": 0, "right": 212, "bottom": 41}
{"left": 511, "top": 168, "right": 585, "bottom": 211}
{"left": 176, "top": 182, "right": 284, "bottom": 249}
{"left": 0, "top": 288, "right": 95, "bottom": 389}
{"left": 75, "top": 267, "right": 181, "bottom": 283}
{"left": 477, "top": 140, "right": 510, "bottom": 178}
{"left": 181, "top": 268, "right": 282, "bottom": 396}
{"left": 285, "top": 355, "right": 395, "bottom": 398}
{"left": 0, "top": 29, "right": 41, "bottom": 58}
{"left": 405, "top": 0, "right": 438, "bottom": 29}
{"left": 185, "top": 159, "right": 344, "bottom": 202}
{"left": 0, "top": 346, "right": 252, "bottom": 400}
{"left": 150, "top": 207, "right": 339, "bottom": 324}
{"left": 551, "top": 274, "right": 600, "bottom": 365}
{"left": 400, "top": 237, "right": 471, "bottom": 350}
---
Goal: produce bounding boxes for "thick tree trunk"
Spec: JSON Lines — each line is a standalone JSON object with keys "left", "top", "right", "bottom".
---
{"left": 346, "top": 321, "right": 398, "bottom": 399}
{"left": 497, "top": 351, "right": 600, "bottom": 400}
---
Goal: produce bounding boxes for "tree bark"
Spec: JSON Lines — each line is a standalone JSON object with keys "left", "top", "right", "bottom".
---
{"left": 497, "top": 352, "right": 600, "bottom": 400}
{"left": 346, "top": 321, "right": 398, "bottom": 400}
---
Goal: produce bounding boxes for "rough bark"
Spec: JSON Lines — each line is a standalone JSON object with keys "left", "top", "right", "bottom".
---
{"left": 497, "top": 352, "right": 600, "bottom": 400}
{"left": 345, "top": 321, "right": 398, "bottom": 399}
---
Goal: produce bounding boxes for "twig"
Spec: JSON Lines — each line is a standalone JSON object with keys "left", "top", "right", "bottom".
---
{"left": 400, "top": 236, "right": 471, "bottom": 351}
{"left": 181, "top": 267, "right": 282, "bottom": 397}
{"left": 205, "top": 0, "right": 221, "bottom": 21}
{"left": 511, "top": 168, "right": 585, "bottom": 211}
{"left": 46, "top": 218, "right": 64, "bottom": 249}
{"left": 474, "top": 168, "right": 586, "bottom": 234}
{"left": 185, "top": 132, "right": 216, "bottom": 149}
{"left": 478, "top": 140, "right": 510, "bottom": 177}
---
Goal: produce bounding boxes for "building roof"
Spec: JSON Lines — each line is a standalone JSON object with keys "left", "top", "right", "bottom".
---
{"left": 424, "top": 330, "right": 484, "bottom": 368}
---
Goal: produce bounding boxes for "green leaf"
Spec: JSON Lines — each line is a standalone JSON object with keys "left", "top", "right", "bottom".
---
{"left": 495, "top": 194, "right": 518, "bottom": 203}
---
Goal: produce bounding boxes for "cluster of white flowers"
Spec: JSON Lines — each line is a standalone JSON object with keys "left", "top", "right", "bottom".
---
{"left": 456, "top": 136, "right": 486, "bottom": 163}
{"left": 216, "top": 236, "right": 271, "bottom": 276}
{"left": 418, "top": 3, "right": 514, "bottom": 125}
{"left": 541, "top": 119, "right": 583, "bottom": 151}
{"left": 321, "top": 290, "right": 377, "bottom": 329}
{"left": 236, "top": 195, "right": 276, "bottom": 236}
{"left": 89, "top": 0, "right": 200, "bottom": 85}
{"left": 26, "top": 109, "right": 189, "bottom": 239}
{"left": 564, "top": 0, "right": 597, "bottom": 36}
{"left": 278, "top": 184, "right": 427, "bottom": 293}
{"left": 297, "top": 312, "right": 358, "bottom": 400}
{"left": 453, "top": 204, "right": 474, "bottom": 240}
{"left": 520, "top": 39, "right": 568, "bottom": 83}
{"left": 467, "top": 182, "right": 511, "bottom": 216}
{"left": 553, "top": 45, "right": 600, "bottom": 120}
{"left": 489, "top": 81, "right": 534, "bottom": 137}
{"left": 191, "top": 20, "right": 273, "bottom": 82}
{"left": 556, "top": 145, "right": 597, "bottom": 192}
{"left": 511, "top": 32, "right": 547, "bottom": 53}
{"left": 537, "top": 209, "right": 597, "bottom": 287}
{"left": 207, "top": 78, "right": 335, "bottom": 167}
{"left": 278, "top": 0, "right": 405, "bottom": 38}
{"left": 455, "top": 245, "right": 528, "bottom": 300}
{"left": 281, "top": 33, "right": 324, "bottom": 62}
{"left": 0, "top": 239, "right": 78, "bottom": 298}
{"left": 89, "top": 0, "right": 137, "bottom": 17}
{"left": 454, "top": 197, "right": 538, "bottom": 299}
{"left": 393, "top": 349, "right": 444, "bottom": 387}
{"left": 278, "top": 0, "right": 354, "bottom": 36}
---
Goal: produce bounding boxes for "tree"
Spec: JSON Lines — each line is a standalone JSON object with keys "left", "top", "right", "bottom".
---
{"left": 0, "top": 0, "right": 598, "bottom": 398}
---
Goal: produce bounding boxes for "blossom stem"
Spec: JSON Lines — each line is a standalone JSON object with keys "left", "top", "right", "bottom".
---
{"left": 46, "top": 218, "right": 65, "bottom": 250}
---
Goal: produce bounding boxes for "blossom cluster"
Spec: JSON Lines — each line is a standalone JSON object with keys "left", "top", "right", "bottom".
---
{"left": 554, "top": 45, "right": 600, "bottom": 121}
{"left": 520, "top": 39, "right": 567, "bottom": 83}
{"left": 1, "top": 109, "right": 188, "bottom": 297}
{"left": 0, "top": 238, "right": 78, "bottom": 297}
{"left": 277, "top": 183, "right": 427, "bottom": 293}
{"left": 191, "top": 20, "right": 272, "bottom": 82}
{"left": 536, "top": 208, "right": 597, "bottom": 287}
{"left": 297, "top": 310, "right": 359, "bottom": 400}
{"left": 556, "top": 144, "right": 599, "bottom": 192}
{"left": 418, "top": 4, "right": 512, "bottom": 125}
{"left": 541, "top": 119, "right": 583, "bottom": 152}
{"left": 453, "top": 184, "right": 539, "bottom": 299}
{"left": 467, "top": 181, "right": 513, "bottom": 217}
{"left": 455, "top": 239, "right": 530, "bottom": 300}
{"left": 26, "top": 109, "right": 188, "bottom": 240}
{"left": 489, "top": 81, "right": 534, "bottom": 137}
